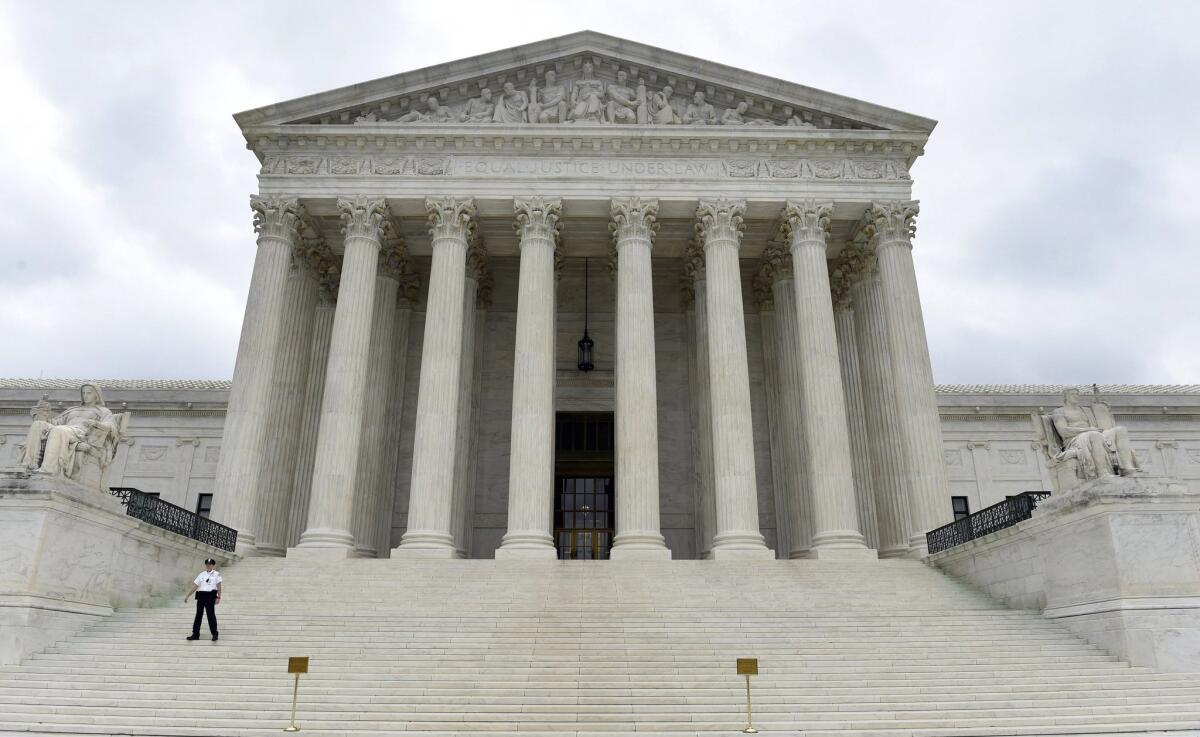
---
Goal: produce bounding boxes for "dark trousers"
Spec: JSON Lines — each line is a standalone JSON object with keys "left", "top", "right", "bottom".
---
{"left": 192, "top": 591, "right": 218, "bottom": 637}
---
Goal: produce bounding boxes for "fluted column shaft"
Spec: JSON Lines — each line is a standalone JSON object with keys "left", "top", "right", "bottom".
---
{"left": 610, "top": 198, "right": 670, "bottom": 559}
{"left": 757, "top": 304, "right": 789, "bottom": 557}
{"left": 396, "top": 197, "right": 476, "bottom": 558}
{"left": 449, "top": 265, "right": 482, "bottom": 558}
{"left": 834, "top": 302, "right": 880, "bottom": 550}
{"left": 296, "top": 197, "right": 388, "bottom": 555}
{"left": 211, "top": 196, "right": 304, "bottom": 554}
{"left": 850, "top": 269, "right": 913, "bottom": 557}
{"left": 254, "top": 258, "right": 320, "bottom": 556}
{"left": 770, "top": 275, "right": 814, "bottom": 558}
{"left": 453, "top": 301, "right": 488, "bottom": 558}
{"left": 371, "top": 292, "right": 416, "bottom": 557}
{"left": 287, "top": 295, "right": 336, "bottom": 547}
{"left": 696, "top": 199, "right": 771, "bottom": 559}
{"left": 351, "top": 268, "right": 401, "bottom": 558}
{"left": 869, "top": 201, "right": 952, "bottom": 554}
{"left": 783, "top": 200, "right": 871, "bottom": 558}
{"left": 497, "top": 197, "right": 562, "bottom": 559}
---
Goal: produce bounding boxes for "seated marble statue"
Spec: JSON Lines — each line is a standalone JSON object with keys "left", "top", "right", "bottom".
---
{"left": 459, "top": 88, "right": 494, "bottom": 123}
{"left": 19, "top": 383, "right": 130, "bottom": 491}
{"left": 528, "top": 70, "right": 567, "bottom": 124}
{"left": 492, "top": 82, "right": 528, "bottom": 124}
{"left": 642, "top": 84, "right": 680, "bottom": 125}
{"left": 683, "top": 91, "right": 717, "bottom": 125}
{"left": 1050, "top": 386, "right": 1141, "bottom": 480}
{"left": 605, "top": 70, "right": 639, "bottom": 124}
{"left": 569, "top": 61, "right": 606, "bottom": 123}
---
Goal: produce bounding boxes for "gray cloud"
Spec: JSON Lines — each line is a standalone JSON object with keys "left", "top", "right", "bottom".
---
{"left": 0, "top": 1, "right": 1196, "bottom": 383}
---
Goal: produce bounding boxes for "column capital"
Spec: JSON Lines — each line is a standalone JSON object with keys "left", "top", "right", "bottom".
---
{"left": 377, "top": 230, "right": 409, "bottom": 282}
{"left": 610, "top": 197, "right": 659, "bottom": 248}
{"left": 862, "top": 200, "right": 919, "bottom": 249}
{"left": 679, "top": 238, "right": 705, "bottom": 309}
{"left": 781, "top": 199, "right": 833, "bottom": 249}
{"left": 426, "top": 196, "right": 477, "bottom": 242}
{"left": 828, "top": 258, "right": 855, "bottom": 312}
{"left": 466, "top": 239, "right": 490, "bottom": 282}
{"left": 291, "top": 228, "right": 334, "bottom": 281}
{"left": 251, "top": 195, "right": 305, "bottom": 243}
{"left": 316, "top": 259, "right": 341, "bottom": 305}
{"left": 513, "top": 196, "right": 563, "bottom": 244}
{"left": 338, "top": 196, "right": 390, "bottom": 243}
{"left": 695, "top": 198, "right": 746, "bottom": 248}
{"left": 396, "top": 269, "right": 422, "bottom": 309}
{"left": 751, "top": 268, "right": 775, "bottom": 310}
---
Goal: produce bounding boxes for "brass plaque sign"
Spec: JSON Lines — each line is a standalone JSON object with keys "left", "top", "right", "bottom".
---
{"left": 288, "top": 656, "right": 309, "bottom": 674}
{"left": 736, "top": 658, "right": 758, "bottom": 675}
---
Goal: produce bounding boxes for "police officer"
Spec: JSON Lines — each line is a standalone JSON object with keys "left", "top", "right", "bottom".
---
{"left": 184, "top": 558, "right": 222, "bottom": 641}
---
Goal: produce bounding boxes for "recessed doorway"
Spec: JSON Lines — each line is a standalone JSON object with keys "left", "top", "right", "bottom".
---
{"left": 554, "top": 413, "right": 615, "bottom": 560}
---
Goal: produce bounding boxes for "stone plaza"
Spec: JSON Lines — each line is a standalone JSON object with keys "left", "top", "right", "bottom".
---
{"left": 3, "top": 31, "right": 1200, "bottom": 736}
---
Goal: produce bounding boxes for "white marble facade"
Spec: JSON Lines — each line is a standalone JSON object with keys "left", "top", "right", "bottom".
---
{"left": 6, "top": 34, "right": 1196, "bottom": 561}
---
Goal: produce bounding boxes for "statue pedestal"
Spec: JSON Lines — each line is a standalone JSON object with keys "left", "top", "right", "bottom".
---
{"left": 931, "top": 474, "right": 1200, "bottom": 672}
{"left": 0, "top": 469, "right": 234, "bottom": 665}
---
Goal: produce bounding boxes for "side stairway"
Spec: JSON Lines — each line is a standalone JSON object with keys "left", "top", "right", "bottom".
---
{"left": 1, "top": 559, "right": 1199, "bottom": 737}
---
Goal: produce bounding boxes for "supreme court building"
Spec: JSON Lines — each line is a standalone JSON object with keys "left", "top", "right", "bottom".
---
{"left": 207, "top": 31, "right": 962, "bottom": 563}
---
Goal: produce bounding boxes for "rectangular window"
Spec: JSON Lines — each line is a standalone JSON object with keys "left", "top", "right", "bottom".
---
{"left": 196, "top": 493, "right": 213, "bottom": 519}
{"left": 951, "top": 496, "right": 970, "bottom": 520}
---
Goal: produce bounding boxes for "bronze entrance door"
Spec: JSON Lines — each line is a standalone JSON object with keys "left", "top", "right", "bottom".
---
{"left": 554, "top": 413, "right": 615, "bottom": 560}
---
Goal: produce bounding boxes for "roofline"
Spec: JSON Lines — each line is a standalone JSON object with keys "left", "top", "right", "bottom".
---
{"left": 233, "top": 30, "right": 937, "bottom": 134}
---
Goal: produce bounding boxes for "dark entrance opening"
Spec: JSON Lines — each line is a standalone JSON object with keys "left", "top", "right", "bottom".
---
{"left": 554, "top": 412, "right": 615, "bottom": 560}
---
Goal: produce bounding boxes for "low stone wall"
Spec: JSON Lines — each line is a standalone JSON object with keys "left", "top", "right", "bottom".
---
{"left": 929, "top": 475, "right": 1200, "bottom": 672}
{"left": 0, "top": 470, "right": 235, "bottom": 664}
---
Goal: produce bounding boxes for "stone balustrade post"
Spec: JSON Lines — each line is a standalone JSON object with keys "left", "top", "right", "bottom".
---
{"left": 866, "top": 201, "right": 953, "bottom": 555}
{"left": 395, "top": 197, "right": 476, "bottom": 558}
{"left": 294, "top": 197, "right": 389, "bottom": 557}
{"left": 782, "top": 200, "right": 872, "bottom": 558}
{"left": 497, "top": 196, "right": 562, "bottom": 559}
{"left": 609, "top": 197, "right": 670, "bottom": 560}
{"left": 211, "top": 196, "right": 305, "bottom": 555}
{"left": 696, "top": 199, "right": 772, "bottom": 559}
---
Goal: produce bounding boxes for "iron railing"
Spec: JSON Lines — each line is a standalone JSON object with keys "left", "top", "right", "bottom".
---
{"left": 110, "top": 487, "right": 237, "bottom": 552}
{"left": 926, "top": 491, "right": 1051, "bottom": 555}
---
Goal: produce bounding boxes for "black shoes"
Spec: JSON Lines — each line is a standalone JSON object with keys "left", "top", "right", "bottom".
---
{"left": 212, "top": 634, "right": 219, "bottom": 641}
{"left": 186, "top": 634, "right": 200, "bottom": 641}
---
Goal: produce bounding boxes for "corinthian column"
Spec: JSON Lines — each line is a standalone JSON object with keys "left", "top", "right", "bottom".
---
{"left": 762, "top": 249, "right": 814, "bottom": 558}
{"left": 254, "top": 233, "right": 328, "bottom": 556}
{"left": 449, "top": 243, "right": 488, "bottom": 557}
{"left": 295, "top": 197, "right": 388, "bottom": 556}
{"left": 782, "top": 200, "right": 872, "bottom": 558}
{"left": 211, "top": 196, "right": 305, "bottom": 554}
{"left": 830, "top": 256, "right": 880, "bottom": 550}
{"left": 866, "top": 201, "right": 952, "bottom": 555}
{"left": 609, "top": 197, "right": 670, "bottom": 559}
{"left": 396, "top": 197, "right": 476, "bottom": 558}
{"left": 696, "top": 199, "right": 771, "bottom": 559}
{"left": 350, "top": 234, "right": 406, "bottom": 557}
{"left": 497, "top": 196, "right": 562, "bottom": 559}
{"left": 682, "top": 243, "right": 717, "bottom": 559}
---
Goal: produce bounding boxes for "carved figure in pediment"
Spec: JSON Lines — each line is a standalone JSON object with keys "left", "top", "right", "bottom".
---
{"left": 569, "top": 61, "right": 606, "bottom": 123}
{"left": 642, "top": 84, "right": 680, "bottom": 125}
{"left": 492, "top": 82, "right": 528, "bottom": 124}
{"left": 19, "top": 383, "right": 130, "bottom": 492}
{"left": 354, "top": 111, "right": 379, "bottom": 124}
{"left": 721, "top": 101, "right": 777, "bottom": 126}
{"left": 460, "top": 88, "right": 495, "bottom": 123}
{"left": 786, "top": 114, "right": 816, "bottom": 128}
{"left": 683, "top": 91, "right": 717, "bottom": 125}
{"left": 396, "top": 96, "right": 455, "bottom": 123}
{"left": 605, "top": 70, "right": 639, "bottom": 124}
{"left": 528, "top": 70, "right": 567, "bottom": 124}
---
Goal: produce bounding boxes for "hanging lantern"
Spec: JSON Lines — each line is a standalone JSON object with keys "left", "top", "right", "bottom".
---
{"left": 577, "top": 257, "right": 595, "bottom": 372}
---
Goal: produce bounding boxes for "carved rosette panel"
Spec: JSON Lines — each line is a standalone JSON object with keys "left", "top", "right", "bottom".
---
{"left": 337, "top": 196, "right": 389, "bottom": 243}
{"left": 863, "top": 200, "right": 919, "bottom": 248}
{"left": 781, "top": 199, "right": 833, "bottom": 248}
{"left": 250, "top": 195, "right": 304, "bottom": 243}
{"left": 695, "top": 198, "right": 746, "bottom": 249}
{"left": 426, "top": 196, "right": 477, "bottom": 242}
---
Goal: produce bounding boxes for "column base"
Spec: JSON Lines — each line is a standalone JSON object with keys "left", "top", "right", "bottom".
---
{"left": 810, "top": 545, "right": 878, "bottom": 560}
{"left": 788, "top": 548, "right": 812, "bottom": 560}
{"left": 908, "top": 534, "right": 931, "bottom": 558}
{"left": 394, "top": 530, "right": 458, "bottom": 559}
{"left": 495, "top": 531, "right": 556, "bottom": 559}
{"left": 253, "top": 544, "right": 286, "bottom": 558}
{"left": 610, "top": 539, "right": 673, "bottom": 561}
{"left": 286, "top": 546, "right": 353, "bottom": 561}
{"left": 295, "top": 527, "right": 356, "bottom": 551}
{"left": 878, "top": 544, "right": 913, "bottom": 559}
{"left": 233, "top": 535, "right": 259, "bottom": 557}
{"left": 353, "top": 546, "right": 378, "bottom": 559}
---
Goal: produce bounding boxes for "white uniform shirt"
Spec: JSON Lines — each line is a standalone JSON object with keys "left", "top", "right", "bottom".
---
{"left": 194, "top": 570, "right": 222, "bottom": 592}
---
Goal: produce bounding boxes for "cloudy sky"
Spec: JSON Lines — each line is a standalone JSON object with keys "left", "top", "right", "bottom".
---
{"left": 1, "top": 1, "right": 1196, "bottom": 384}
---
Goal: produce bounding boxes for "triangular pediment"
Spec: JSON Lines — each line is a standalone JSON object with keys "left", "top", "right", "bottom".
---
{"left": 235, "top": 31, "right": 935, "bottom": 134}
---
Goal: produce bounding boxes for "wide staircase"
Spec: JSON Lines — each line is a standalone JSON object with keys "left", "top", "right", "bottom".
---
{"left": 2, "top": 558, "right": 1200, "bottom": 736}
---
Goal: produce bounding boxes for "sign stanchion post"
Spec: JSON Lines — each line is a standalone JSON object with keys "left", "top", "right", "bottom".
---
{"left": 736, "top": 657, "right": 758, "bottom": 734}
{"left": 284, "top": 656, "right": 309, "bottom": 732}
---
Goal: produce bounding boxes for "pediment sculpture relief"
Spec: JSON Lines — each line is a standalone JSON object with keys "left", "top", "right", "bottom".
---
{"left": 17, "top": 383, "right": 131, "bottom": 492}
{"left": 344, "top": 61, "right": 837, "bottom": 129}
